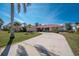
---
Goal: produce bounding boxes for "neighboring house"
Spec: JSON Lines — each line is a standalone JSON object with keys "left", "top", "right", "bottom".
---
{"left": 76, "top": 24, "right": 79, "bottom": 32}
{"left": 13, "top": 26, "right": 23, "bottom": 32}
{"left": 71, "top": 24, "right": 77, "bottom": 32}
{"left": 3, "top": 23, "right": 23, "bottom": 32}
{"left": 26, "top": 24, "right": 64, "bottom": 32}
{"left": 76, "top": 24, "right": 79, "bottom": 29}
{"left": 66, "top": 23, "right": 79, "bottom": 32}
{"left": 71, "top": 23, "right": 79, "bottom": 32}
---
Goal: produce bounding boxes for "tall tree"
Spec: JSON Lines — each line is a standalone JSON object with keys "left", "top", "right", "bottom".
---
{"left": 35, "top": 22, "right": 39, "bottom": 26}
{"left": 10, "top": 3, "right": 31, "bottom": 39}
{"left": 22, "top": 23, "right": 27, "bottom": 32}
{"left": 65, "top": 23, "right": 72, "bottom": 31}
{"left": 0, "top": 18, "right": 4, "bottom": 31}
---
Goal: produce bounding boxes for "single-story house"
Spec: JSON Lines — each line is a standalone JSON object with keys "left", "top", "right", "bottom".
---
{"left": 27, "top": 24, "right": 64, "bottom": 32}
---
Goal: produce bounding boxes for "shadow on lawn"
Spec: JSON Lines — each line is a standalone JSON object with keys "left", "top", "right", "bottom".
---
{"left": 0, "top": 37, "right": 14, "bottom": 56}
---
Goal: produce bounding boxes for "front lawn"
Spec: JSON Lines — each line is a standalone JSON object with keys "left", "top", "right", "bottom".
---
{"left": 0, "top": 31, "right": 41, "bottom": 48}
{"left": 61, "top": 32, "right": 79, "bottom": 56}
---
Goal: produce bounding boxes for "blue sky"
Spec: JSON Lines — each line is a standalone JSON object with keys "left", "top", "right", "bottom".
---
{"left": 0, "top": 3, "right": 79, "bottom": 25}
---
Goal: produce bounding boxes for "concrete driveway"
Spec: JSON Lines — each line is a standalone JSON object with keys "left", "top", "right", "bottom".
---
{"left": 0, "top": 32, "right": 74, "bottom": 56}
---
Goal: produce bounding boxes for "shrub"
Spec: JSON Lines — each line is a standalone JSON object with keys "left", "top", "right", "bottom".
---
{"left": 52, "top": 27, "right": 59, "bottom": 33}
{"left": 68, "top": 30, "right": 74, "bottom": 33}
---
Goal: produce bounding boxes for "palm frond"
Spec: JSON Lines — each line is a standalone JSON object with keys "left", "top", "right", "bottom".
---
{"left": 26, "top": 3, "right": 31, "bottom": 6}
{"left": 23, "top": 3, "right": 26, "bottom": 13}
{"left": 18, "top": 3, "right": 21, "bottom": 13}
{"left": 0, "top": 18, "right": 4, "bottom": 25}
{"left": 23, "top": 3, "right": 31, "bottom": 13}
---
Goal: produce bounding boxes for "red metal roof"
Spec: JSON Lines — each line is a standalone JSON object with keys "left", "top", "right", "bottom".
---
{"left": 36, "top": 24, "right": 64, "bottom": 28}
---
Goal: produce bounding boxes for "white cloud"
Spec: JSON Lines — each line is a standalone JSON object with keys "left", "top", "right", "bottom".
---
{"left": 0, "top": 11, "right": 24, "bottom": 23}
{"left": 14, "top": 17, "right": 24, "bottom": 23}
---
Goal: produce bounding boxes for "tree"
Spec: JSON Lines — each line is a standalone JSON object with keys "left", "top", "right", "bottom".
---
{"left": 0, "top": 18, "right": 4, "bottom": 31}
{"left": 13, "top": 21, "right": 22, "bottom": 32}
{"left": 27, "top": 24, "right": 32, "bottom": 28}
{"left": 65, "top": 23, "right": 72, "bottom": 31}
{"left": 14, "top": 21, "right": 21, "bottom": 26}
{"left": 27, "top": 24, "right": 33, "bottom": 32}
{"left": 75, "top": 22, "right": 79, "bottom": 25}
{"left": 3, "top": 23, "right": 11, "bottom": 32}
{"left": 35, "top": 22, "right": 39, "bottom": 26}
{"left": 10, "top": 3, "right": 31, "bottom": 39}
{"left": 3, "top": 25, "right": 9, "bottom": 31}
{"left": 22, "top": 23, "right": 27, "bottom": 32}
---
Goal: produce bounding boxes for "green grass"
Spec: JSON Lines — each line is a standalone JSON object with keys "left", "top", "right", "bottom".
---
{"left": 0, "top": 31, "right": 41, "bottom": 48}
{"left": 61, "top": 32, "right": 79, "bottom": 56}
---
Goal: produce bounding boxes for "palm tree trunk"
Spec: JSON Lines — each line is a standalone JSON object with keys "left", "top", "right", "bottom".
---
{"left": 10, "top": 3, "right": 15, "bottom": 39}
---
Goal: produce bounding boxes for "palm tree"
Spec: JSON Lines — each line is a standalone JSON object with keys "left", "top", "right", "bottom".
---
{"left": 0, "top": 18, "right": 4, "bottom": 31}
{"left": 10, "top": 3, "right": 31, "bottom": 39}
